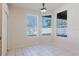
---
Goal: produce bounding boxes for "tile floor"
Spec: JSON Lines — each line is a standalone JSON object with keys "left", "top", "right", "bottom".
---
{"left": 7, "top": 45, "right": 79, "bottom": 56}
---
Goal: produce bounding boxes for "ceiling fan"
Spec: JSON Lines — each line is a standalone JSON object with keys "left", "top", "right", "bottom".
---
{"left": 40, "top": 3, "right": 47, "bottom": 13}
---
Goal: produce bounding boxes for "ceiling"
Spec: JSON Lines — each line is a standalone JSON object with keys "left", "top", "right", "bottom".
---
{"left": 9, "top": 3, "right": 64, "bottom": 11}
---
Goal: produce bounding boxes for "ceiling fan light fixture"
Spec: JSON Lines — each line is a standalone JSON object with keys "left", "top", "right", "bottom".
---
{"left": 41, "top": 8, "right": 47, "bottom": 13}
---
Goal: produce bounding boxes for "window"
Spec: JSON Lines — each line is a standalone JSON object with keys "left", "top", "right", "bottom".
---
{"left": 42, "top": 15, "right": 52, "bottom": 35}
{"left": 56, "top": 10, "right": 67, "bottom": 37}
{"left": 27, "top": 16, "right": 38, "bottom": 36}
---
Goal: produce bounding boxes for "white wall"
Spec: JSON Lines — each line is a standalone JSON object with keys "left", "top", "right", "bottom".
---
{"left": 8, "top": 5, "right": 53, "bottom": 50}
{"left": 52, "top": 3, "right": 79, "bottom": 53}
{"left": 2, "top": 3, "right": 9, "bottom": 56}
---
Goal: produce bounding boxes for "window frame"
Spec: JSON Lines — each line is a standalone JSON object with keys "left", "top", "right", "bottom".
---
{"left": 41, "top": 15, "right": 52, "bottom": 36}
{"left": 56, "top": 10, "right": 67, "bottom": 37}
{"left": 26, "top": 15, "right": 38, "bottom": 36}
